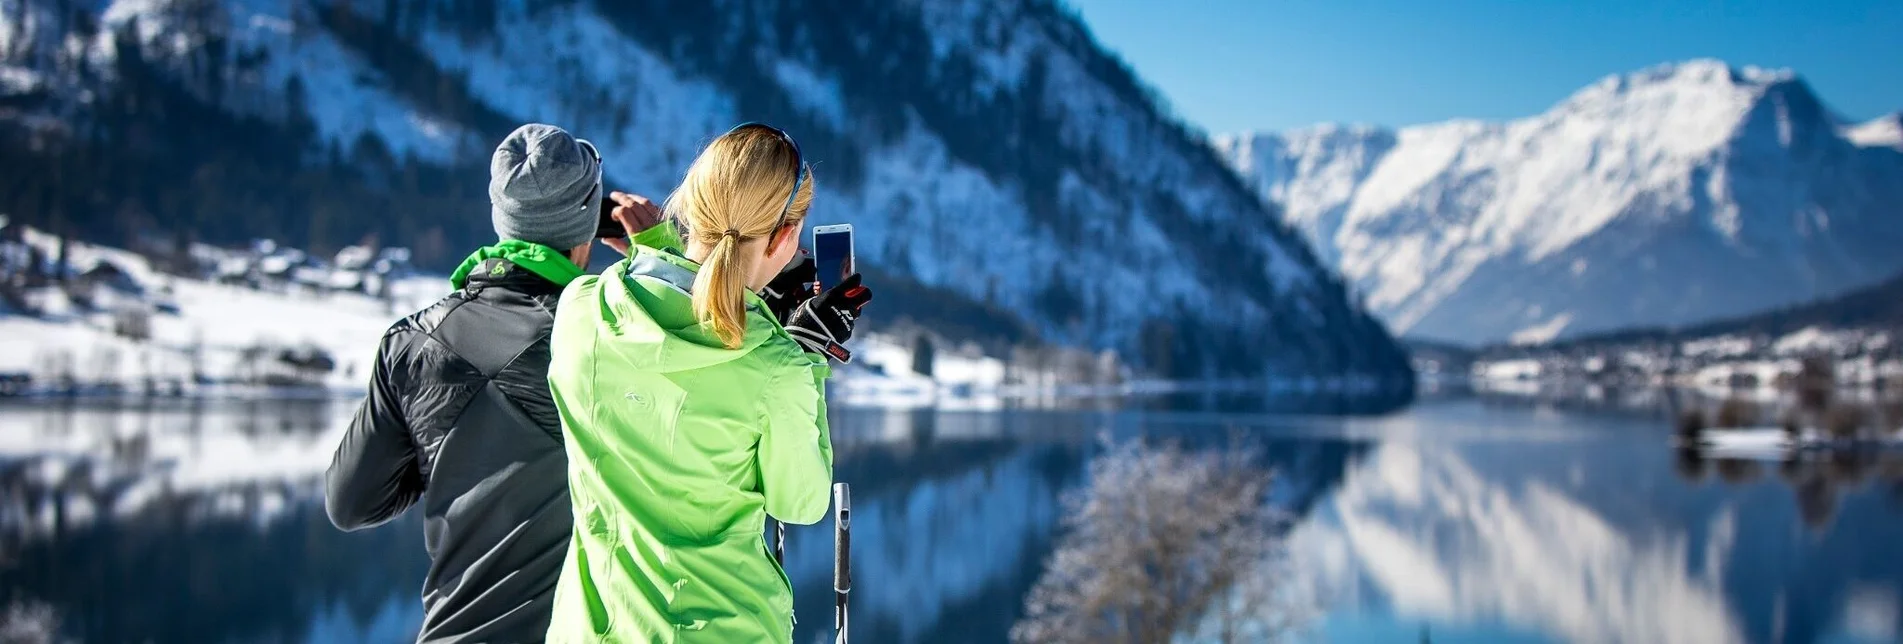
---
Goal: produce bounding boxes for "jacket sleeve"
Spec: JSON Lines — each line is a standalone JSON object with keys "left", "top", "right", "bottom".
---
{"left": 758, "top": 356, "right": 834, "bottom": 525}
{"left": 325, "top": 330, "right": 424, "bottom": 531}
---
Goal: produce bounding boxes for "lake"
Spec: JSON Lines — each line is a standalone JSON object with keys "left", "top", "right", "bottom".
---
{"left": 1, "top": 395, "right": 1899, "bottom": 643}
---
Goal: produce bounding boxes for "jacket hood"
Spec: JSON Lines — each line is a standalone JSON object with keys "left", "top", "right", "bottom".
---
{"left": 589, "top": 247, "right": 782, "bottom": 373}
{"left": 450, "top": 240, "right": 585, "bottom": 290}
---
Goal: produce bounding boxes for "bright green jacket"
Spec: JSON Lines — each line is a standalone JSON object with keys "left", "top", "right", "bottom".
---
{"left": 546, "top": 223, "right": 833, "bottom": 643}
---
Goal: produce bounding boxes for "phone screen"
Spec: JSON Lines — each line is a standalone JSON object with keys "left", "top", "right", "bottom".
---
{"left": 813, "top": 227, "right": 854, "bottom": 294}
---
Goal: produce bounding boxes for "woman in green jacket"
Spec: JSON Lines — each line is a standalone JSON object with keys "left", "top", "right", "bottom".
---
{"left": 546, "top": 124, "right": 871, "bottom": 642}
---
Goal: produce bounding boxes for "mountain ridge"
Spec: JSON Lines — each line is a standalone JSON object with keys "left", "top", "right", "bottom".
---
{"left": 0, "top": 0, "right": 1410, "bottom": 382}
{"left": 1482, "top": 265, "right": 1903, "bottom": 356}
{"left": 1215, "top": 58, "right": 1903, "bottom": 346}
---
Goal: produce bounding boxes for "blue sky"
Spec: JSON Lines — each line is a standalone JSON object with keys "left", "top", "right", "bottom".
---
{"left": 1065, "top": 0, "right": 1903, "bottom": 134}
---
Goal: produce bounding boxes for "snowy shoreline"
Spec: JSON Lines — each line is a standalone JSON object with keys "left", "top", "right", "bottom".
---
{"left": 1, "top": 227, "right": 1411, "bottom": 411}
{"left": 1682, "top": 426, "right": 1903, "bottom": 460}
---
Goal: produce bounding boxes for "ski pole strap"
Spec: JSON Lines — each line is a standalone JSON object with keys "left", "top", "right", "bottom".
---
{"left": 789, "top": 325, "right": 853, "bottom": 363}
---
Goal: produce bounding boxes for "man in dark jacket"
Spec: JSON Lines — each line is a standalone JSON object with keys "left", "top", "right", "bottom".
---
{"left": 326, "top": 123, "right": 655, "bottom": 643}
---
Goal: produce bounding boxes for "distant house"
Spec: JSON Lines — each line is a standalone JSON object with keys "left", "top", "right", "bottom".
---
{"left": 257, "top": 250, "right": 304, "bottom": 281}
{"left": 289, "top": 265, "right": 330, "bottom": 292}
{"left": 0, "top": 240, "right": 29, "bottom": 291}
{"left": 249, "top": 343, "right": 336, "bottom": 388}
{"left": 79, "top": 260, "right": 143, "bottom": 296}
{"left": 0, "top": 372, "right": 29, "bottom": 396}
{"left": 214, "top": 257, "right": 252, "bottom": 286}
{"left": 334, "top": 245, "right": 375, "bottom": 272}
{"left": 373, "top": 247, "right": 415, "bottom": 278}
{"left": 326, "top": 270, "right": 366, "bottom": 293}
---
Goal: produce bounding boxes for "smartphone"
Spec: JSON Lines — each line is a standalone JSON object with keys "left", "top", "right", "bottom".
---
{"left": 812, "top": 224, "right": 854, "bottom": 295}
{"left": 597, "top": 196, "right": 624, "bottom": 239}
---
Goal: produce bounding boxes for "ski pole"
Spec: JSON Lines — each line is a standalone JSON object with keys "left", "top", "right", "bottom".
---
{"left": 773, "top": 520, "right": 786, "bottom": 567}
{"left": 834, "top": 483, "right": 851, "bottom": 644}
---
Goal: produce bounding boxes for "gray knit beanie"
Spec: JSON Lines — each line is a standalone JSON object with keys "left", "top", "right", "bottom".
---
{"left": 489, "top": 123, "right": 601, "bottom": 251}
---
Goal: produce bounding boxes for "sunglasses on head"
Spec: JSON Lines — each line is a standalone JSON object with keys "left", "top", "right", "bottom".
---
{"left": 724, "top": 122, "right": 808, "bottom": 232}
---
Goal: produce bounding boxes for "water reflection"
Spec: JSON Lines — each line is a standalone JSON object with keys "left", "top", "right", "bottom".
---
{"left": 784, "top": 410, "right": 1364, "bottom": 643}
{"left": 1296, "top": 402, "right": 1903, "bottom": 644}
{"left": 0, "top": 399, "right": 1899, "bottom": 643}
{"left": 0, "top": 399, "right": 424, "bottom": 643}
{"left": 1302, "top": 442, "right": 1747, "bottom": 643}
{"left": 1012, "top": 437, "right": 1286, "bottom": 644}
{"left": 1674, "top": 446, "right": 1903, "bottom": 532}
{"left": 0, "top": 399, "right": 346, "bottom": 544}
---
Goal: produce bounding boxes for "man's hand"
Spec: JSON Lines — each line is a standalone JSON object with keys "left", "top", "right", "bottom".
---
{"left": 602, "top": 191, "right": 666, "bottom": 256}
{"left": 761, "top": 254, "right": 817, "bottom": 324}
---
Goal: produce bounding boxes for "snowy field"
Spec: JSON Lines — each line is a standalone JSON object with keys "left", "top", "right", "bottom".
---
{"left": 0, "top": 228, "right": 1025, "bottom": 408}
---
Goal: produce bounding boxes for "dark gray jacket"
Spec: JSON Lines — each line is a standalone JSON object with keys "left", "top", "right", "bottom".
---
{"left": 325, "top": 257, "right": 572, "bottom": 644}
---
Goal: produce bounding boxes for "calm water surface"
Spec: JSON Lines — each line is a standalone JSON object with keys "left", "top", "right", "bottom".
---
{"left": 0, "top": 396, "right": 1898, "bottom": 643}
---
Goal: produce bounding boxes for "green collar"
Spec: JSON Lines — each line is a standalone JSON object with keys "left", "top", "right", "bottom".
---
{"left": 449, "top": 241, "right": 586, "bottom": 289}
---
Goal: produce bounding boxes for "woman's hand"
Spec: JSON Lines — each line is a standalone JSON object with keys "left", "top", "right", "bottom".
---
{"left": 786, "top": 273, "right": 872, "bottom": 363}
{"left": 601, "top": 191, "right": 666, "bottom": 256}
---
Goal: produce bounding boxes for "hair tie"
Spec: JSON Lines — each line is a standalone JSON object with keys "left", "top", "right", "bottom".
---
{"left": 722, "top": 229, "right": 741, "bottom": 241}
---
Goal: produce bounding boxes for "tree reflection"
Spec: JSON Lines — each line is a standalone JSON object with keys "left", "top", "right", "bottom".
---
{"left": 1773, "top": 449, "right": 1895, "bottom": 529}
{"left": 1712, "top": 458, "right": 1762, "bottom": 484}
{"left": 1676, "top": 443, "right": 1903, "bottom": 532}
{"left": 1674, "top": 447, "right": 1708, "bottom": 482}
{"left": 1795, "top": 478, "right": 1839, "bottom": 530}
{"left": 1011, "top": 438, "right": 1288, "bottom": 644}
{"left": 0, "top": 399, "right": 428, "bottom": 642}
{"left": 1769, "top": 451, "right": 1896, "bottom": 531}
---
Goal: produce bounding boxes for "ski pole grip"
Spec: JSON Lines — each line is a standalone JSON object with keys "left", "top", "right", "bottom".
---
{"left": 834, "top": 483, "right": 851, "bottom": 594}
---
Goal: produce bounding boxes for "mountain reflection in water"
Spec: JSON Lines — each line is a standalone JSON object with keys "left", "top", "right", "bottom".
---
{"left": 0, "top": 398, "right": 1899, "bottom": 643}
{"left": 1291, "top": 402, "right": 1903, "bottom": 644}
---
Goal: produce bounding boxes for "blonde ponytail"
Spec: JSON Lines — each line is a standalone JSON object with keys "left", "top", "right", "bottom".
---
{"left": 693, "top": 231, "right": 750, "bottom": 348}
{"left": 667, "top": 124, "right": 815, "bottom": 349}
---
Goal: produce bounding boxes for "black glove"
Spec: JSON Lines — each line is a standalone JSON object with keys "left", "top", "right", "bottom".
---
{"left": 786, "top": 273, "right": 872, "bottom": 363}
{"left": 760, "top": 256, "right": 817, "bottom": 324}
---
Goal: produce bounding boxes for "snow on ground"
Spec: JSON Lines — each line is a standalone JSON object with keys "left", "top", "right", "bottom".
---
{"left": 1772, "top": 326, "right": 1862, "bottom": 357}
{"left": 7, "top": 228, "right": 439, "bottom": 391}
{"left": 1689, "top": 426, "right": 1903, "bottom": 461}
{"left": 1473, "top": 358, "right": 1542, "bottom": 382}
{"left": 1682, "top": 335, "right": 1755, "bottom": 360}
{"left": 416, "top": 2, "right": 736, "bottom": 193}
{"left": 1510, "top": 313, "right": 1573, "bottom": 346}
{"left": 91, "top": 0, "right": 467, "bottom": 162}
{"left": 770, "top": 59, "right": 850, "bottom": 133}
{"left": 1692, "top": 428, "right": 1794, "bottom": 459}
{"left": 832, "top": 335, "right": 1010, "bottom": 411}
{"left": 1691, "top": 359, "right": 1801, "bottom": 389}
{"left": 1845, "top": 113, "right": 1903, "bottom": 150}
{"left": 0, "top": 229, "right": 1015, "bottom": 406}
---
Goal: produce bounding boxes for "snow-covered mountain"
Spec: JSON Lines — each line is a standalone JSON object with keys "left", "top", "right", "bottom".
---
{"left": 0, "top": 0, "right": 1408, "bottom": 381}
{"left": 1215, "top": 60, "right": 1903, "bottom": 345}
{"left": 1845, "top": 111, "right": 1903, "bottom": 150}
